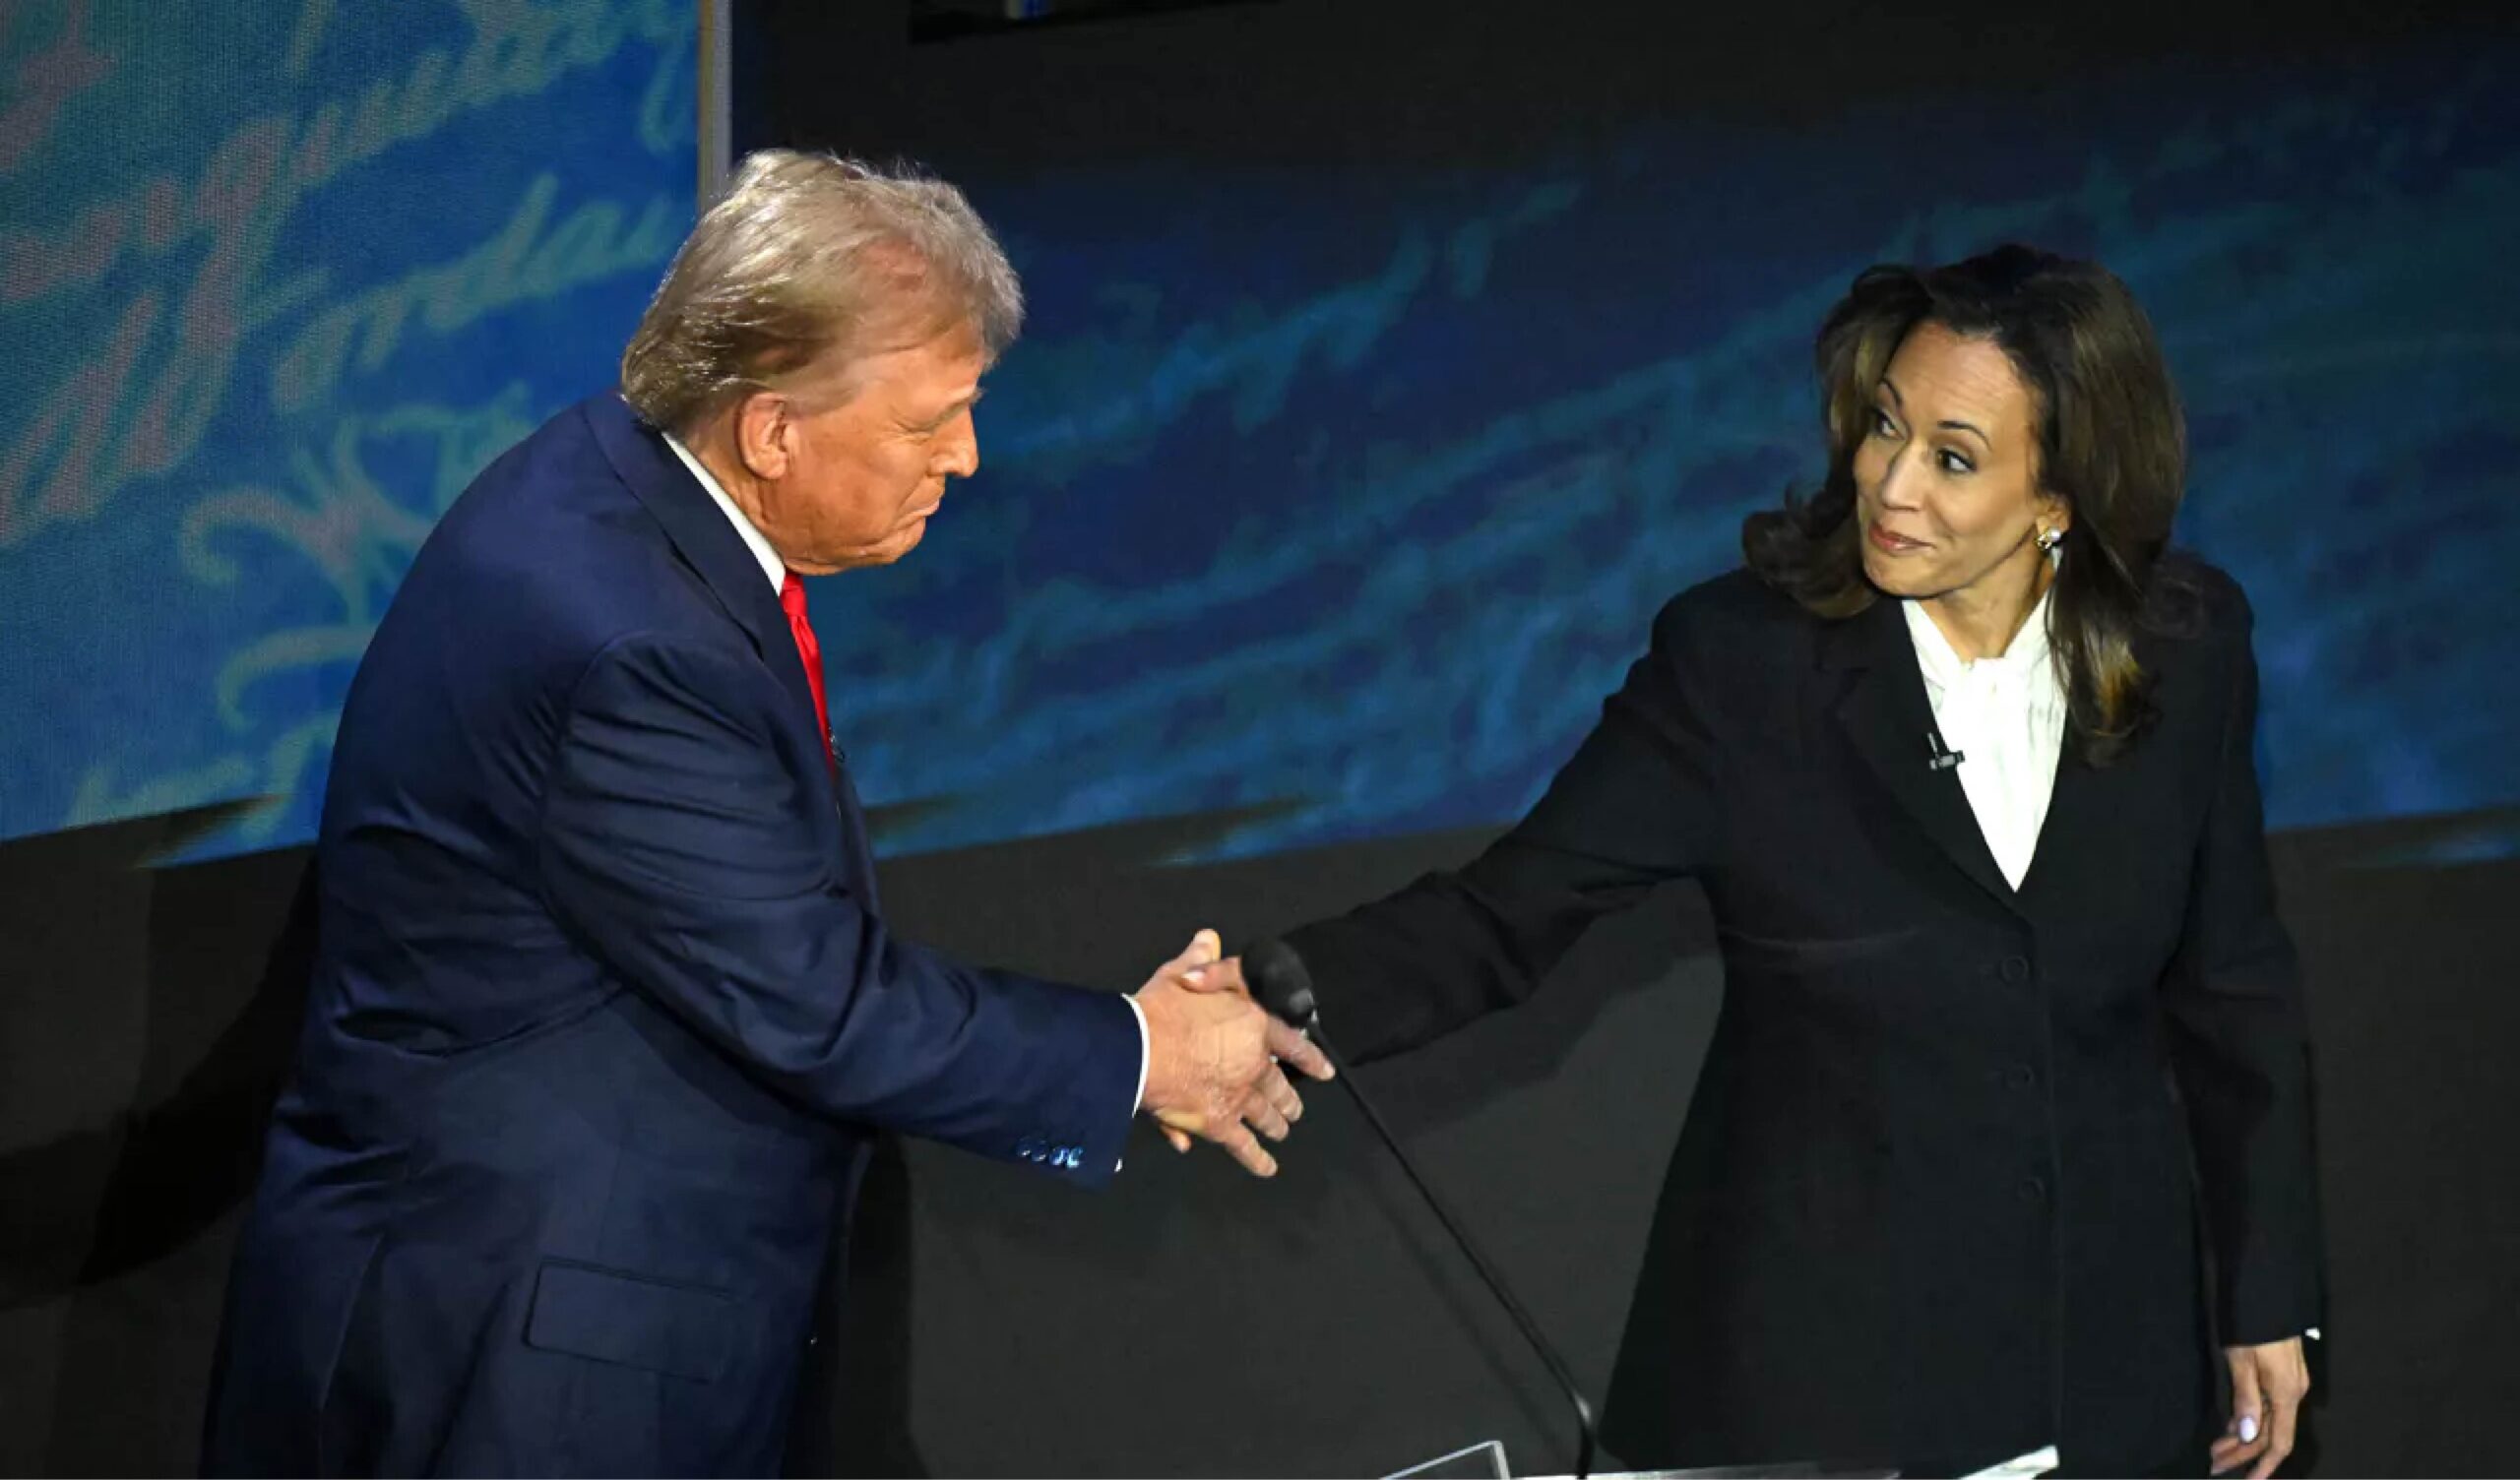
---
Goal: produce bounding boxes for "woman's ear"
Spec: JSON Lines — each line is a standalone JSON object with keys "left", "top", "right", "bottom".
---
{"left": 2035, "top": 488, "right": 2073, "bottom": 540}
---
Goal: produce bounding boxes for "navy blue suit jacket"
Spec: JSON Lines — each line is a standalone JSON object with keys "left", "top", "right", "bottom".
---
{"left": 203, "top": 393, "right": 1141, "bottom": 1476}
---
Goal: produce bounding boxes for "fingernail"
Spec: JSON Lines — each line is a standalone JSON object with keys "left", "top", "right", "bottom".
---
{"left": 2238, "top": 1415, "right": 2259, "bottom": 1444}
{"left": 1182, "top": 966, "right": 1204, "bottom": 983}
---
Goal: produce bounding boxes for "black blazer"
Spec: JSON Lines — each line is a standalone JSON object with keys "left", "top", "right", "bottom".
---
{"left": 1285, "top": 562, "right": 2321, "bottom": 1475}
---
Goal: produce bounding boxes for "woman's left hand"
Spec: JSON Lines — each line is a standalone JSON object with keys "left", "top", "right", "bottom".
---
{"left": 2210, "top": 1336, "right": 2310, "bottom": 1477}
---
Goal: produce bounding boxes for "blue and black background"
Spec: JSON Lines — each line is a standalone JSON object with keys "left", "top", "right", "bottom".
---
{"left": 4, "top": 0, "right": 2515, "bottom": 1472}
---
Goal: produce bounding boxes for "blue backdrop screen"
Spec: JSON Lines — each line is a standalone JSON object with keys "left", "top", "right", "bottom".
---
{"left": 2, "top": 12, "right": 2513, "bottom": 865}
{"left": 0, "top": 0, "right": 692, "bottom": 854}
{"left": 813, "top": 39, "right": 2520, "bottom": 860}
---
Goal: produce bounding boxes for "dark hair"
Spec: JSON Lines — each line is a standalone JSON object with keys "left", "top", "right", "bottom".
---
{"left": 1743, "top": 244, "right": 2191, "bottom": 765}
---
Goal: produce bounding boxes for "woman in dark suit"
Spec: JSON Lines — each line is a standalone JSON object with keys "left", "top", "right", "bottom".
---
{"left": 1273, "top": 246, "right": 2319, "bottom": 1477}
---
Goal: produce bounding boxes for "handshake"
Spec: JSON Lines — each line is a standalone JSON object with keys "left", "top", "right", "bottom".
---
{"left": 1132, "top": 929, "right": 1335, "bottom": 1177}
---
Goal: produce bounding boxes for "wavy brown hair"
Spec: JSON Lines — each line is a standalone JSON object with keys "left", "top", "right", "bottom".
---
{"left": 1744, "top": 245, "right": 2194, "bottom": 765}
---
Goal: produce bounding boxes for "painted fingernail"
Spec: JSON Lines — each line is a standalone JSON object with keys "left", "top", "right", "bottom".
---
{"left": 2238, "top": 1415, "right": 2259, "bottom": 1444}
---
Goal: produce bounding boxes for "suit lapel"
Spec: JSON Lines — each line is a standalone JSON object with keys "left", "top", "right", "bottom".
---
{"left": 1819, "top": 597, "right": 2027, "bottom": 920}
{"left": 2014, "top": 741, "right": 2093, "bottom": 907}
{"left": 2014, "top": 628, "right": 2177, "bottom": 916}
{"left": 584, "top": 394, "right": 828, "bottom": 747}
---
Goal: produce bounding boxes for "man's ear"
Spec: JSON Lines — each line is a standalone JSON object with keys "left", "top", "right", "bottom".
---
{"left": 733, "top": 391, "right": 793, "bottom": 482}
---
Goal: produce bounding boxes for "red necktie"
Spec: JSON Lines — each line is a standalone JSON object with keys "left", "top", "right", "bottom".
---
{"left": 779, "top": 571, "right": 833, "bottom": 756}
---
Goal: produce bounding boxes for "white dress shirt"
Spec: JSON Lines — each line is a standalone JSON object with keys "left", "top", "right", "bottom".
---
{"left": 1902, "top": 589, "right": 2067, "bottom": 892}
{"left": 663, "top": 432, "right": 787, "bottom": 593}
{"left": 662, "top": 431, "right": 1153, "bottom": 1125}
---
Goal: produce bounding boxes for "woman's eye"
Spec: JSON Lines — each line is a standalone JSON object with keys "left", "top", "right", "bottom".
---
{"left": 1937, "top": 449, "right": 1976, "bottom": 474}
{"left": 1870, "top": 408, "right": 1898, "bottom": 437}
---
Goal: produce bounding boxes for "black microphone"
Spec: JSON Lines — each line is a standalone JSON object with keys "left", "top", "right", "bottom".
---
{"left": 1242, "top": 937, "right": 1600, "bottom": 1480}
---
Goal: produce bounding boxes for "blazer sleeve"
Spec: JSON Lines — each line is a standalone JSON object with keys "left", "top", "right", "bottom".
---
{"left": 1284, "top": 590, "right": 1721, "bottom": 1062}
{"left": 2159, "top": 587, "right": 2325, "bottom": 1344}
{"left": 536, "top": 632, "right": 1142, "bottom": 1186}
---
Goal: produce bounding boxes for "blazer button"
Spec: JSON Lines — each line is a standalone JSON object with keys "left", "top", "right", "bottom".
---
{"left": 2017, "top": 1175, "right": 2048, "bottom": 1203}
{"left": 1999, "top": 956, "right": 2033, "bottom": 984}
{"left": 2004, "top": 1063, "right": 2038, "bottom": 1091}
{"left": 1017, "top": 1137, "right": 1040, "bottom": 1160}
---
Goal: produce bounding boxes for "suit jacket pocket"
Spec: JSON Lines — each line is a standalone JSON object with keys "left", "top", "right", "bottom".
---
{"left": 524, "top": 1259, "right": 735, "bottom": 1383}
{"left": 1716, "top": 923, "right": 1919, "bottom": 971}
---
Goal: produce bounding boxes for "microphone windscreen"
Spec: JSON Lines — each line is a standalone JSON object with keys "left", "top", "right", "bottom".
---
{"left": 1241, "top": 937, "right": 1318, "bottom": 1024}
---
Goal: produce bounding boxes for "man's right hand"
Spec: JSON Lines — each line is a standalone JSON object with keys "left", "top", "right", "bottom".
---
{"left": 1135, "top": 930, "right": 1317, "bottom": 1177}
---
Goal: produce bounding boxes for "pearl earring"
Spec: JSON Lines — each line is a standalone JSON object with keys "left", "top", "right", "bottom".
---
{"left": 2036, "top": 526, "right": 2062, "bottom": 553}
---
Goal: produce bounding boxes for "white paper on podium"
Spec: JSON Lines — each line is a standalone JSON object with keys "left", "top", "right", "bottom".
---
{"left": 1385, "top": 1438, "right": 1512, "bottom": 1479}
{"left": 1957, "top": 1445, "right": 2059, "bottom": 1479}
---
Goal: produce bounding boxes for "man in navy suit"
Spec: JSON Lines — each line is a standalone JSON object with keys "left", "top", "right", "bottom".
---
{"left": 202, "top": 151, "right": 1330, "bottom": 1477}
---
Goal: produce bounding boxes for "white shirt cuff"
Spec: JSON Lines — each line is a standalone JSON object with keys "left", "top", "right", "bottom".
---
{"left": 1123, "top": 994, "right": 1152, "bottom": 1113}
{"left": 1119, "top": 995, "right": 1152, "bottom": 1175}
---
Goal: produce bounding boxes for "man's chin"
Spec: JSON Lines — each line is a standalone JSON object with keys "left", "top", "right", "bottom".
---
{"left": 873, "top": 519, "right": 929, "bottom": 563}
{"left": 824, "top": 517, "right": 933, "bottom": 570}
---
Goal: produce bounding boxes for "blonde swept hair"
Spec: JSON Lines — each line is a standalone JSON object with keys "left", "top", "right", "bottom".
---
{"left": 620, "top": 150, "right": 1023, "bottom": 435}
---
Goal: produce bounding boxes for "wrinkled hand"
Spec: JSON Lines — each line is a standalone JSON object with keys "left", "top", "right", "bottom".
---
{"left": 1150, "top": 947, "right": 1334, "bottom": 1158}
{"left": 1139, "top": 926, "right": 1330, "bottom": 1178}
{"left": 2211, "top": 1336, "right": 2310, "bottom": 1477}
{"left": 1135, "top": 931, "right": 1330, "bottom": 1176}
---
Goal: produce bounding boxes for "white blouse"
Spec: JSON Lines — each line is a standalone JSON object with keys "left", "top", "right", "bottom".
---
{"left": 1902, "top": 589, "right": 2067, "bottom": 892}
